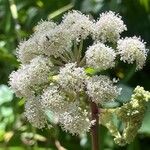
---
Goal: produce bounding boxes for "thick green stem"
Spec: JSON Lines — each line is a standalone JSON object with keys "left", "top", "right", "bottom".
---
{"left": 90, "top": 101, "right": 99, "bottom": 150}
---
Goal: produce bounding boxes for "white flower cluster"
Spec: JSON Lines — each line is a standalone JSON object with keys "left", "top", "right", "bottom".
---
{"left": 41, "top": 84, "right": 68, "bottom": 112}
{"left": 86, "top": 75, "right": 121, "bottom": 104}
{"left": 9, "top": 56, "right": 53, "bottom": 98}
{"left": 61, "top": 10, "right": 94, "bottom": 41}
{"left": 9, "top": 10, "right": 148, "bottom": 135}
{"left": 38, "top": 26, "right": 72, "bottom": 58}
{"left": 17, "top": 21, "right": 57, "bottom": 64}
{"left": 59, "top": 107, "right": 91, "bottom": 135}
{"left": 86, "top": 42, "right": 116, "bottom": 70}
{"left": 58, "top": 63, "right": 87, "bottom": 92}
{"left": 117, "top": 36, "right": 148, "bottom": 70}
{"left": 25, "top": 96, "right": 47, "bottom": 128}
{"left": 41, "top": 84, "right": 92, "bottom": 134}
{"left": 16, "top": 37, "right": 42, "bottom": 64}
{"left": 34, "top": 20, "right": 57, "bottom": 34}
{"left": 94, "top": 11, "right": 127, "bottom": 43}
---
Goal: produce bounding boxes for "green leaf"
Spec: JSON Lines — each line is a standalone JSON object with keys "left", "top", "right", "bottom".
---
{"left": 1, "top": 106, "right": 13, "bottom": 117}
{"left": 0, "top": 130, "right": 5, "bottom": 141}
{"left": 102, "top": 101, "right": 120, "bottom": 108}
{"left": 139, "top": 103, "right": 150, "bottom": 134}
{"left": 0, "top": 85, "right": 14, "bottom": 105}
{"left": 81, "top": 0, "right": 103, "bottom": 13}
{"left": 85, "top": 67, "right": 97, "bottom": 75}
{"left": 45, "top": 110, "right": 58, "bottom": 124}
{"left": 116, "top": 84, "right": 133, "bottom": 103}
{"left": 139, "top": 0, "right": 150, "bottom": 11}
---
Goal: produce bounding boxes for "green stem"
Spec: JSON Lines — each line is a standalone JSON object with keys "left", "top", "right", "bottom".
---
{"left": 90, "top": 101, "right": 99, "bottom": 150}
{"left": 79, "top": 56, "right": 86, "bottom": 67}
{"left": 77, "top": 40, "right": 83, "bottom": 62}
{"left": 73, "top": 41, "right": 78, "bottom": 60}
{"left": 8, "top": 0, "right": 21, "bottom": 41}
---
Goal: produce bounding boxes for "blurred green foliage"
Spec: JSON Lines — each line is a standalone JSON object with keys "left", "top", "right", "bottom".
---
{"left": 0, "top": 0, "right": 150, "bottom": 149}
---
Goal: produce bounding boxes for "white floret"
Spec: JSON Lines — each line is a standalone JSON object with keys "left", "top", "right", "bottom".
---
{"left": 41, "top": 84, "right": 69, "bottom": 112}
{"left": 117, "top": 36, "right": 148, "bottom": 70}
{"left": 16, "top": 36, "right": 42, "bottom": 64}
{"left": 59, "top": 106, "right": 91, "bottom": 135}
{"left": 9, "top": 56, "right": 53, "bottom": 98}
{"left": 25, "top": 96, "right": 47, "bottom": 128}
{"left": 57, "top": 62, "right": 87, "bottom": 92}
{"left": 38, "top": 26, "right": 72, "bottom": 58}
{"left": 94, "top": 11, "right": 127, "bottom": 43}
{"left": 61, "top": 10, "right": 94, "bottom": 41}
{"left": 86, "top": 75, "right": 121, "bottom": 104}
{"left": 34, "top": 20, "right": 57, "bottom": 33}
{"left": 86, "top": 42, "right": 116, "bottom": 70}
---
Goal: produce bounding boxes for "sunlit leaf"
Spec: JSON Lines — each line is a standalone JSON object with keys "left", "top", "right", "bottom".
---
{"left": 0, "top": 85, "right": 13, "bottom": 105}
{"left": 1, "top": 107, "right": 13, "bottom": 117}
{"left": 0, "top": 130, "right": 5, "bottom": 141}
{"left": 4, "top": 131, "right": 14, "bottom": 143}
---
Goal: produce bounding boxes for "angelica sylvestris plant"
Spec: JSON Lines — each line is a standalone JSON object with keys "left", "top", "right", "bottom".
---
{"left": 9, "top": 10, "right": 150, "bottom": 149}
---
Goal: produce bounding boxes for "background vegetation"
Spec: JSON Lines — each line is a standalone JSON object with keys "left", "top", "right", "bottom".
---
{"left": 0, "top": 0, "right": 150, "bottom": 149}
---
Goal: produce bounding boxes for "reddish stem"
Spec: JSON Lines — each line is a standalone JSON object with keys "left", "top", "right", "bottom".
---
{"left": 90, "top": 101, "right": 99, "bottom": 150}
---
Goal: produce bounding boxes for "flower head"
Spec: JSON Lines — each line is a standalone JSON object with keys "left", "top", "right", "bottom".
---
{"left": 57, "top": 62, "right": 87, "bottom": 92}
{"left": 61, "top": 10, "right": 94, "bottom": 41}
{"left": 9, "top": 56, "right": 53, "bottom": 98}
{"left": 9, "top": 10, "right": 149, "bottom": 139}
{"left": 25, "top": 96, "right": 47, "bottom": 129}
{"left": 41, "top": 85, "right": 69, "bottom": 112}
{"left": 86, "top": 75, "right": 121, "bottom": 104}
{"left": 34, "top": 20, "right": 57, "bottom": 34}
{"left": 86, "top": 42, "right": 116, "bottom": 70}
{"left": 94, "top": 11, "right": 127, "bottom": 43}
{"left": 16, "top": 36, "right": 42, "bottom": 64}
{"left": 117, "top": 36, "right": 148, "bottom": 70}
{"left": 38, "top": 26, "right": 72, "bottom": 58}
{"left": 59, "top": 106, "right": 91, "bottom": 135}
